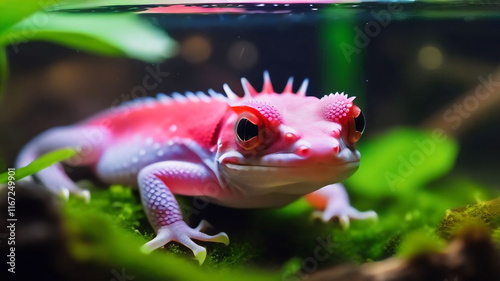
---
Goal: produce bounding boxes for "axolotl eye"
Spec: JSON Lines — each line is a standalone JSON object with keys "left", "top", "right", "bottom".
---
{"left": 231, "top": 104, "right": 280, "bottom": 151}
{"left": 236, "top": 118, "right": 259, "bottom": 141}
{"left": 346, "top": 107, "right": 364, "bottom": 144}
{"left": 235, "top": 116, "right": 264, "bottom": 150}
{"left": 231, "top": 104, "right": 281, "bottom": 151}
{"left": 354, "top": 111, "right": 365, "bottom": 134}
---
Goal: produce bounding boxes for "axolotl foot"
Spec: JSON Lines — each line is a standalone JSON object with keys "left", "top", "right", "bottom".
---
{"left": 20, "top": 164, "right": 91, "bottom": 203}
{"left": 307, "top": 183, "right": 378, "bottom": 228}
{"left": 141, "top": 220, "right": 229, "bottom": 265}
{"left": 312, "top": 206, "right": 377, "bottom": 228}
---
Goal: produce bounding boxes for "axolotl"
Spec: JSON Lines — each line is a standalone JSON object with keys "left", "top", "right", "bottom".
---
{"left": 16, "top": 72, "right": 376, "bottom": 264}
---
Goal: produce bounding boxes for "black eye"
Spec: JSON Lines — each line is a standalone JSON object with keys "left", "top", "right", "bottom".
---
{"left": 354, "top": 111, "right": 365, "bottom": 133}
{"left": 236, "top": 118, "right": 259, "bottom": 141}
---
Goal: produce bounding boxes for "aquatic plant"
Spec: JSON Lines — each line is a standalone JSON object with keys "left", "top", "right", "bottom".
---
{"left": 0, "top": 148, "right": 77, "bottom": 183}
{"left": 0, "top": 0, "right": 176, "bottom": 97}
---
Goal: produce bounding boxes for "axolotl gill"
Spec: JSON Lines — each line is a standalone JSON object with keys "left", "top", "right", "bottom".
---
{"left": 16, "top": 72, "right": 376, "bottom": 264}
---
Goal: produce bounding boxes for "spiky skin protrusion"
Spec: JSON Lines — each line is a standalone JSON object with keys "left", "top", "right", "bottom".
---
{"left": 321, "top": 93, "right": 356, "bottom": 123}
{"left": 243, "top": 100, "right": 284, "bottom": 123}
{"left": 225, "top": 70, "right": 310, "bottom": 100}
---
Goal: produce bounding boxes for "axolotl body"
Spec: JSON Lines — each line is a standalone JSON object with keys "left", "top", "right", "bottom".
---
{"left": 16, "top": 72, "right": 376, "bottom": 264}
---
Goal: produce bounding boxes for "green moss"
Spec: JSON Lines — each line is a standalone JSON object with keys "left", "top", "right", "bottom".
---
{"left": 492, "top": 227, "right": 500, "bottom": 244}
{"left": 63, "top": 196, "right": 279, "bottom": 281}
{"left": 397, "top": 229, "right": 445, "bottom": 258}
{"left": 437, "top": 197, "right": 500, "bottom": 240}
{"left": 67, "top": 184, "right": 147, "bottom": 235}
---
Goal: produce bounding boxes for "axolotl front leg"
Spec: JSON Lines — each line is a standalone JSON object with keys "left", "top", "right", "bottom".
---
{"left": 305, "top": 183, "right": 377, "bottom": 228}
{"left": 137, "top": 161, "right": 229, "bottom": 264}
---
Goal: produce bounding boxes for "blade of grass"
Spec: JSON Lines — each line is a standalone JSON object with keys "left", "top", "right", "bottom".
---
{"left": 0, "top": 147, "right": 77, "bottom": 183}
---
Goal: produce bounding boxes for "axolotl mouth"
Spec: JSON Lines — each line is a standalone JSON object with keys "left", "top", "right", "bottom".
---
{"left": 218, "top": 151, "right": 360, "bottom": 196}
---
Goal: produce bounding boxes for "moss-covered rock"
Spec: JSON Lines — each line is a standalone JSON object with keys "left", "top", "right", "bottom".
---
{"left": 437, "top": 197, "right": 500, "bottom": 240}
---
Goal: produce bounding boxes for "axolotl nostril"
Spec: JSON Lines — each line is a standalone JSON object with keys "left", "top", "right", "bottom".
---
{"left": 16, "top": 71, "right": 376, "bottom": 264}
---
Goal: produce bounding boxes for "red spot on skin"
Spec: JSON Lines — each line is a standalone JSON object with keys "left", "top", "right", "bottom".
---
{"left": 295, "top": 145, "right": 310, "bottom": 157}
{"left": 332, "top": 128, "right": 340, "bottom": 138}
{"left": 285, "top": 132, "right": 298, "bottom": 143}
{"left": 332, "top": 145, "right": 340, "bottom": 154}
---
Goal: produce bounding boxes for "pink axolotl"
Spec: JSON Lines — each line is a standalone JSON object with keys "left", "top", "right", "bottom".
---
{"left": 16, "top": 72, "right": 376, "bottom": 264}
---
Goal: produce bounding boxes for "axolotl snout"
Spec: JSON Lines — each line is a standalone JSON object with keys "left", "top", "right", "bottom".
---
{"left": 16, "top": 72, "right": 376, "bottom": 264}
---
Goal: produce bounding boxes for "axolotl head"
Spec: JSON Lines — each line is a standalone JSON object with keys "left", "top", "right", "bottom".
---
{"left": 216, "top": 72, "right": 365, "bottom": 196}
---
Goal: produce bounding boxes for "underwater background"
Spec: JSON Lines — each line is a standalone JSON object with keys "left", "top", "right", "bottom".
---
{"left": 0, "top": 1, "right": 499, "bottom": 280}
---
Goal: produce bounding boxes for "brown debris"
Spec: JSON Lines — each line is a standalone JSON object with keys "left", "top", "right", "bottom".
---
{"left": 305, "top": 226, "right": 500, "bottom": 281}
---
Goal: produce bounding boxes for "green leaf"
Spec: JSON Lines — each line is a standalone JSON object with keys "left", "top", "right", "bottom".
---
{"left": 0, "top": 47, "right": 7, "bottom": 95}
{"left": 0, "top": 0, "right": 60, "bottom": 33}
{"left": 0, "top": 12, "right": 177, "bottom": 63}
{"left": 49, "top": 0, "right": 181, "bottom": 11}
{"left": 346, "top": 128, "right": 459, "bottom": 197}
{"left": 0, "top": 147, "right": 77, "bottom": 183}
